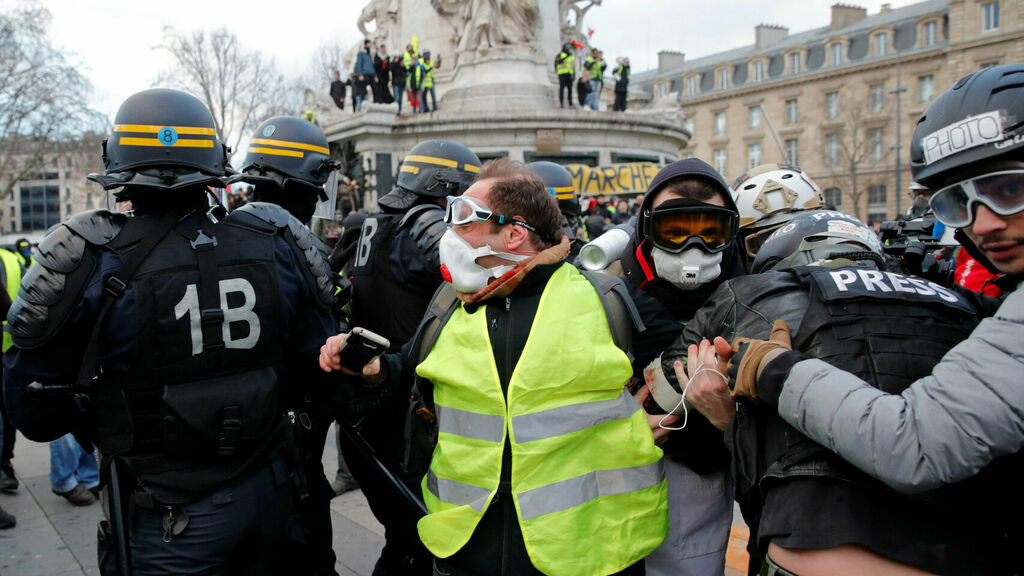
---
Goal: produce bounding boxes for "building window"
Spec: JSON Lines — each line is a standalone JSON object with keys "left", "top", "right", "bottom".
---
{"left": 20, "top": 184, "right": 60, "bottom": 231}
{"left": 687, "top": 75, "right": 698, "bottom": 96}
{"left": 922, "top": 20, "right": 938, "bottom": 46}
{"left": 658, "top": 83, "right": 668, "bottom": 98}
{"left": 9, "top": 221, "right": 15, "bottom": 232}
{"left": 824, "top": 187, "right": 842, "bottom": 209}
{"left": 982, "top": 2, "right": 1000, "bottom": 31}
{"left": 870, "top": 83, "right": 886, "bottom": 112}
{"left": 785, "top": 99, "right": 798, "bottom": 124}
{"left": 826, "top": 91, "right": 840, "bottom": 119}
{"left": 825, "top": 133, "right": 841, "bottom": 166}
{"left": 65, "top": 203, "right": 72, "bottom": 215}
{"left": 874, "top": 32, "right": 889, "bottom": 57}
{"left": 752, "top": 60, "right": 765, "bottom": 82}
{"left": 748, "top": 143, "right": 762, "bottom": 169}
{"left": 919, "top": 74, "right": 936, "bottom": 105}
{"left": 718, "top": 68, "right": 730, "bottom": 89}
{"left": 715, "top": 111, "right": 727, "bottom": 136}
{"left": 749, "top": 106, "right": 762, "bottom": 130}
{"left": 831, "top": 42, "right": 843, "bottom": 66}
{"left": 785, "top": 138, "right": 799, "bottom": 166}
{"left": 7, "top": 206, "right": 13, "bottom": 217}
{"left": 789, "top": 52, "right": 801, "bottom": 74}
{"left": 869, "top": 127, "right": 885, "bottom": 162}
{"left": 714, "top": 148, "right": 727, "bottom": 177}
{"left": 683, "top": 116, "right": 695, "bottom": 134}
{"left": 868, "top": 184, "right": 888, "bottom": 206}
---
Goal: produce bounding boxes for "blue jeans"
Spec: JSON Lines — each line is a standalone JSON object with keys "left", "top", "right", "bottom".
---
{"left": 393, "top": 85, "right": 405, "bottom": 113}
{"left": 355, "top": 94, "right": 366, "bottom": 112}
{"left": 49, "top": 433, "right": 98, "bottom": 493}
{"left": 422, "top": 87, "right": 437, "bottom": 112}
{"left": 587, "top": 79, "right": 601, "bottom": 110}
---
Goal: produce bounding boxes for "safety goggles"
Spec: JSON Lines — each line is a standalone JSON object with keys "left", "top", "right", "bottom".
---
{"left": 929, "top": 170, "right": 1024, "bottom": 228}
{"left": 648, "top": 205, "right": 737, "bottom": 254}
{"left": 444, "top": 195, "right": 536, "bottom": 231}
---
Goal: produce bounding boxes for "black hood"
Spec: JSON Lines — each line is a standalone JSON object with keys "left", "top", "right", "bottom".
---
{"left": 621, "top": 158, "right": 747, "bottom": 319}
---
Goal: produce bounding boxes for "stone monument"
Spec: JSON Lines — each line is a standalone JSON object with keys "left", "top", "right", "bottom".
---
{"left": 316, "top": 0, "right": 689, "bottom": 209}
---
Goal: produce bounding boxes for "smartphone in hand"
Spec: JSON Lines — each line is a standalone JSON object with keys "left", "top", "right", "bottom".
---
{"left": 337, "top": 327, "right": 391, "bottom": 374}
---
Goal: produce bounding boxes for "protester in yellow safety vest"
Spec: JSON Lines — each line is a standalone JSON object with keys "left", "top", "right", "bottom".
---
{"left": 0, "top": 247, "right": 24, "bottom": 511}
{"left": 320, "top": 158, "right": 672, "bottom": 576}
{"left": 402, "top": 42, "right": 419, "bottom": 70}
{"left": 12, "top": 239, "right": 32, "bottom": 270}
{"left": 421, "top": 50, "right": 441, "bottom": 113}
{"left": 555, "top": 42, "right": 576, "bottom": 108}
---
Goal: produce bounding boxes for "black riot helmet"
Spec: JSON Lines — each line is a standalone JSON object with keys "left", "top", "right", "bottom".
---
{"left": 378, "top": 140, "right": 481, "bottom": 212}
{"left": 527, "top": 161, "right": 580, "bottom": 217}
{"left": 751, "top": 210, "right": 884, "bottom": 274}
{"left": 910, "top": 63, "right": 1024, "bottom": 189}
{"left": 88, "top": 88, "right": 232, "bottom": 193}
{"left": 238, "top": 116, "right": 336, "bottom": 200}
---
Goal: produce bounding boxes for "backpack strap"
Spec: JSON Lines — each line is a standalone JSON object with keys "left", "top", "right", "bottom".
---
{"left": 408, "top": 282, "right": 460, "bottom": 410}
{"left": 578, "top": 269, "right": 645, "bottom": 364}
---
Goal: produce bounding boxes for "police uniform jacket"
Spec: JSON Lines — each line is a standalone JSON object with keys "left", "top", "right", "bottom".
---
{"left": 3, "top": 207, "right": 341, "bottom": 504}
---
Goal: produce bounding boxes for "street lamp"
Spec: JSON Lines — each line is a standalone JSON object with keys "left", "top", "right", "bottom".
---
{"left": 889, "top": 51, "right": 907, "bottom": 218}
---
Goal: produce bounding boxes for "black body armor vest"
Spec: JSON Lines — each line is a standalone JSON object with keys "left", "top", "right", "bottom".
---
{"left": 89, "top": 212, "right": 289, "bottom": 503}
{"left": 348, "top": 209, "right": 443, "bottom": 348}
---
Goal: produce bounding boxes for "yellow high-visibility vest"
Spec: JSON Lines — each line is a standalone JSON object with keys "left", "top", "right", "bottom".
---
{"left": 416, "top": 263, "right": 668, "bottom": 576}
{"left": 0, "top": 249, "right": 24, "bottom": 352}
{"left": 556, "top": 52, "right": 575, "bottom": 76}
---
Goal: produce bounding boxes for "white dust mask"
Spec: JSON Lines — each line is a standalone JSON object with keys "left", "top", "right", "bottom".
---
{"left": 652, "top": 247, "right": 722, "bottom": 290}
{"left": 438, "top": 229, "right": 528, "bottom": 293}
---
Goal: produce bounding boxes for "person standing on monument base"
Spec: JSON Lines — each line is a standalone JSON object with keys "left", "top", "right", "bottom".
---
{"left": 556, "top": 42, "right": 576, "bottom": 108}
{"left": 613, "top": 57, "right": 630, "bottom": 112}
{"left": 355, "top": 38, "right": 377, "bottom": 111}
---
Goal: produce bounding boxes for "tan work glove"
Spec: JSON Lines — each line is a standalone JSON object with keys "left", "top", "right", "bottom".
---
{"left": 728, "top": 320, "right": 792, "bottom": 402}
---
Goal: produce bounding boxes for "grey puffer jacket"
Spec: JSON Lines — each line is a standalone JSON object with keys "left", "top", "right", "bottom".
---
{"left": 777, "top": 281, "right": 1023, "bottom": 493}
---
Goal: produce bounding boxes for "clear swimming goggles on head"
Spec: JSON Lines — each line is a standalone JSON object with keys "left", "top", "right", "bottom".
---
{"left": 929, "top": 169, "right": 1024, "bottom": 228}
{"left": 444, "top": 195, "right": 536, "bottom": 231}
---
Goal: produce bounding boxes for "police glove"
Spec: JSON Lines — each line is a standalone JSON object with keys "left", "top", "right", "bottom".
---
{"left": 728, "top": 320, "right": 792, "bottom": 403}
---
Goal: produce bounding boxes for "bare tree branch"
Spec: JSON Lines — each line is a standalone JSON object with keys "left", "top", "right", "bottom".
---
{"left": 157, "top": 26, "right": 296, "bottom": 161}
{"left": 0, "top": 1, "right": 105, "bottom": 198}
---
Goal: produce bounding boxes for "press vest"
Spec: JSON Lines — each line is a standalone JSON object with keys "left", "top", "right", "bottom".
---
{"left": 556, "top": 52, "right": 575, "bottom": 75}
{"left": 0, "top": 249, "right": 23, "bottom": 352}
{"left": 415, "top": 263, "right": 668, "bottom": 576}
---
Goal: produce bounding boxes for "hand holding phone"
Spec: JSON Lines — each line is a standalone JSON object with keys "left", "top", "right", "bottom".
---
{"left": 336, "top": 327, "right": 391, "bottom": 375}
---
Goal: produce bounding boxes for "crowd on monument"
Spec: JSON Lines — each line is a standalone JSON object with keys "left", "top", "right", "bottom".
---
{"left": 0, "top": 52, "right": 1023, "bottom": 576}
{"left": 329, "top": 36, "right": 632, "bottom": 114}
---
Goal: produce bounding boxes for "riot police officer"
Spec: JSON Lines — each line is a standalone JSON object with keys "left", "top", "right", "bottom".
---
{"left": 346, "top": 139, "right": 481, "bottom": 575}
{"left": 3, "top": 88, "right": 340, "bottom": 575}
{"left": 237, "top": 115, "right": 345, "bottom": 576}
{"left": 527, "top": 161, "right": 585, "bottom": 259}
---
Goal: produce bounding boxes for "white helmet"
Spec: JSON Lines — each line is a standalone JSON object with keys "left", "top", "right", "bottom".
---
{"left": 731, "top": 163, "right": 825, "bottom": 257}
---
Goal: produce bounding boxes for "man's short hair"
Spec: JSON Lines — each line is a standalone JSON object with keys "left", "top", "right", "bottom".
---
{"left": 658, "top": 176, "right": 725, "bottom": 203}
{"left": 477, "top": 158, "right": 564, "bottom": 248}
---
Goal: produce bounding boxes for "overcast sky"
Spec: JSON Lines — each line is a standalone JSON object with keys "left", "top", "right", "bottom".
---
{"left": 12, "top": 0, "right": 919, "bottom": 117}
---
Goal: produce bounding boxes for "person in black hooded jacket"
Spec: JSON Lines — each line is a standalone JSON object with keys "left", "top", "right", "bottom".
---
{"left": 618, "top": 158, "right": 747, "bottom": 576}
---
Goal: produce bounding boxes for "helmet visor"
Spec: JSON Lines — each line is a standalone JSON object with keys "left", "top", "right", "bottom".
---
{"left": 649, "top": 207, "right": 737, "bottom": 253}
{"left": 930, "top": 170, "right": 1024, "bottom": 228}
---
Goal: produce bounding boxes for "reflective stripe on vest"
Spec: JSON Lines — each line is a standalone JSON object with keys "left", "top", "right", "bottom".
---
{"left": 415, "top": 263, "right": 667, "bottom": 576}
{"left": 0, "top": 250, "right": 23, "bottom": 352}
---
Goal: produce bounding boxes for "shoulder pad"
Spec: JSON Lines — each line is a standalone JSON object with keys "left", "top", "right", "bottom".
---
{"left": 405, "top": 205, "right": 446, "bottom": 270}
{"left": 578, "top": 268, "right": 645, "bottom": 360}
{"left": 232, "top": 202, "right": 293, "bottom": 229}
{"left": 63, "top": 210, "right": 127, "bottom": 246}
{"left": 9, "top": 225, "right": 98, "bottom": 349}
{"left": 285, "top": 216, "right": 336, "bottom": 310}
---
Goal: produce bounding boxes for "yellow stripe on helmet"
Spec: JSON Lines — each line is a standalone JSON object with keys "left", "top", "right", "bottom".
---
{"left": 250, "top": 138, "right": 329, "bottom": 155}
{"left": 463, "top": 164, "right": 481, "bottom": 173}
{"left": 404, "top": 154, "right": 458, "bottom": 168}
{"left": 555, "top": 192, "right": 575, "bottom": 200}
{"left": 115, "top": 124, "right": 217, "bottom": 136}
{"left": 118, "top": 137, "right": 214, "bottom": 148}
{"left": 400, "top": 165, "right": 421, "bottom": 174}
{"left": 248, "top": 146, "right": 304, "bottom": 158}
